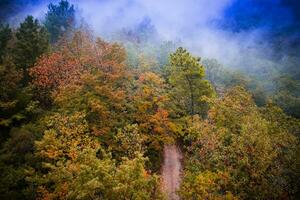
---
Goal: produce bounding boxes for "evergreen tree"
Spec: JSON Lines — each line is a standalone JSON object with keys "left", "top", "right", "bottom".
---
{"left": 0, "top": 59, "right": 23, "bottom": 136}
{"left": 44, "top": 0, "right": 75, "bottom": 43}
{"left": 14, "top": 16, "right": 49, "bottom": 84}
{"left": 168, "top": 47, "right": 214, "bottom": 116}
{"left": 274, "top": 75, "right": 300, "bottom": 118}
{"left": 0, "top": 23, "right": 12, "bottom": 63}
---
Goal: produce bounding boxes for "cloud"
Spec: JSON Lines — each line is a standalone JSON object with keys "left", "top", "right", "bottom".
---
{"left": 72, "top": 0, "right": 232, "bottom": 39}
{"left": 6, "top": 0, "right": 299, "bottom": 71}
{"left": 69, "top": 0, "right": 298, "bottom": 70}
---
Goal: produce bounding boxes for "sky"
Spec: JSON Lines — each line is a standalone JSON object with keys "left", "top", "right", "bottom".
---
{"left": 1, "top": 0, "right": 299, "bottom": 69}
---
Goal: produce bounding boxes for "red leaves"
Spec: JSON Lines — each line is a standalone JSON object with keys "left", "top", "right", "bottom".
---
{"left": 30, "top": 33, "right": 127, "bottom": 95}
{"left": 30, "top": 52, "right": 84, "bottom": 91}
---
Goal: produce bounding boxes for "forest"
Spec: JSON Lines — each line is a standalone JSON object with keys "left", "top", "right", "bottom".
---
{"left": 0, "top": 0, "right": 299, "bottom": 199}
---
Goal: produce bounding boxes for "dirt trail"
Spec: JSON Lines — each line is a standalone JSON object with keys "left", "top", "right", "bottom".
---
{"left": 161, "top": 144, "right": 183, "bottom": 200}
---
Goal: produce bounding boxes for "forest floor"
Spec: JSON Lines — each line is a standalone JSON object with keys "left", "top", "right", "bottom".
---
{"left": 161, "top": 144, "right": 183, "bottom": 200}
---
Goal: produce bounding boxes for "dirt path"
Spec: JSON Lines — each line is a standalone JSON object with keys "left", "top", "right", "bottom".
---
{"left": 161, "top": 144, "right": 183, "bottom": 200}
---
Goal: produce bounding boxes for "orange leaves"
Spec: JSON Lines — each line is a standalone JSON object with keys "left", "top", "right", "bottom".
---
{"left": 133, "top": 72, "right": 176, "bottom": 146}
{"left": 94, "top": 38, "right": 127, "bottom": 80}
{"left": 30, "top": 32, "right": 128, "bottom": 96}
{"left": 30, "top": 52, "right": 84, "bottom": 91}
{"left": 150, "top": 109, "right": 170, "bottom": 134}
{"left": 138, "top": 71, "right": 164, "bottom": 85}
{"left": 36, "top": 186, "right": 51, "bottom": 200}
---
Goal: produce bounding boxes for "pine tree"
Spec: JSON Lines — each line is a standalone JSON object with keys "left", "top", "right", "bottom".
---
{"left": 44, "top": 0, "right": 75, "bottom": 43}
{"left": 14, "top": 16, "right": 49, "bottom": 84}
{"left": 0, "top": 23, "right": 12, "bottom": 63}
{"left": 168, "top": 47, "right": 214, "bottom": 116}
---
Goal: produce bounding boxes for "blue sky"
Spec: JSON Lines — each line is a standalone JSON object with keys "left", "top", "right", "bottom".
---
{"left": 222, "top": 0, "right": 299, "bottom": 36}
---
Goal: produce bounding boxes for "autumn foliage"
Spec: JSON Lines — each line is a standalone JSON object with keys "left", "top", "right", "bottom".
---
{"left": 1, "top": 1, "right": 300, "bottom": 199}
{"left": 30, "top": 52, "right": 84, "bottom": 91}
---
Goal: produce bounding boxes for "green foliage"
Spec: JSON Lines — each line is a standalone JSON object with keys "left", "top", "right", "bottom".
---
{"left": 0, "top": 59, "right": 35, "bottom": 137}
{"left": 0, "top": 5, "right": 299, "bottom": 198}
{"left": 114, "top": 124, "right": 145, "bottom": 159}
{"left": 273, "top": 75, "right": 300, "bottom": 118}
{"left": 168, "top": 47, "right": 215, "bottom": 116}
{"left": 26, "top": 112, "right": 163, "bottom": 200}
{"left": 202, "top": 58, "right": 268, "bottom": 106}
{"left": 0, "top": 23, "right": 12, "bottom": 63}
{"left": 181, "top": 86, "right": 299, "bottom": 199}
{"left": 14, "top": 16, "right": 49, "bottom": 84}
{"left": 44, "top": 0, "right": 75, "bottom": 43}
{"left": 180, "top": 171, "right": 238, "bottom": 200}
{"left": 0, "top": 124, "right": 42, "bottom": 199}
{"left": 0, "top": 18, "right": 46, "bottom": 143}
{"left": 0, "top": 61, "right": 22, "bottom": 127}
{"left": 261, "top": 102, "right": 300, "bottom": 136}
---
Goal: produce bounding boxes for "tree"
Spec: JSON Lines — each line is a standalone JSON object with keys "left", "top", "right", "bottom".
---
{"left": 273, "top": 75, "right": 300, "bottom": 118}
{"left": 0, "top": 123, "right": 43, "bottom": 199}
{"left": 31, "top": 32, "right": 129, "bottom": 132}
{"left": 30, "top": 31, "right": 127, "bottom": 93}
{"left": 27, "top": 112, "right": 163, "bottom": 199}
{"left": 44, "top": 0, "right": 75, "bottom": 43}
{"left": 14, "top": 16, "right": 49, "bottom": 84}
{"left": 0, "top": 59, "right": 35, "bottom": 138}
{"left": 133, "top": 72, "right": 176, "bottom": 145}
{"left": 117, "top": 17, "right": 157, "bottom": 44}
{"left": 180, "top": 87, "right": 298, "bottom": 199}
{"left": 114, "top": 124, "right": 145, "bottom": 160}
{"left": 0, "top": 61, "right": 21, "bottom": 128}
{"left": 30, "top": 51, "right": 84, "bottom": 93}
{"left": 30, "top": 31, "right": 128, "bottom": 110}
{"left": 179, "top": 171, "right": 238, "bottom": 200}
{"left": 168, "top": 47, "right": 214, "bottom": 117}
{"left": 132, "top": 72, "right": 178, "bottom": 171}
{"left": 0, "top": 23, "right": 12, "bottom": 63}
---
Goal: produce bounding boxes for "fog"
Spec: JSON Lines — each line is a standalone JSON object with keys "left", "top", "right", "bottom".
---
{"left": 5, "top": 0, "right": 300, "bottom": 70}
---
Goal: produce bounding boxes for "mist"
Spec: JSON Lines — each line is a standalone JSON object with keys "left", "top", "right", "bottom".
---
{"left": 71, "top": 0, "right": 298, "bottom": 69}
{"left": 3, "top": 0, "right": 300, "bottom": 72}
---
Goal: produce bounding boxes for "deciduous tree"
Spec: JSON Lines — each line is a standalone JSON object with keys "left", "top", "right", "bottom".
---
{"left": 181, "top": 87, "right": 298, "bottom": 199}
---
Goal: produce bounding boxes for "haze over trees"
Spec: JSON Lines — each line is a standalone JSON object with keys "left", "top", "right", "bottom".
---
{"left": 0, "top": 0, "right": 299, "bottom": 199}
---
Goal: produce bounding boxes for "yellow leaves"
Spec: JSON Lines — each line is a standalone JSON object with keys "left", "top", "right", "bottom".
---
{"left": 45, "top": 112, "right": 88, "bottom": 136}
{"left": 137, "top": 102, "right": 151, "bottom": 113}
{"left": 88, "top": 98, "right": 108, "bottom": 115}
{"left": 68, "top": 150, "right": 78, "bottom": 161}
{"left": 45, "top": 150, "right": 60, "bottom": 160}
{"left": 182, "top": 86, "right": 299, "bottom": 199}
{"left": 36, "top": 112, "right": 97, "bottom": 164}
{"left": 36, "top": 130, "right": 61, "bottom": 160}
{"left": 142, "top": 87, "right": 152, "bottom": 97}
{"left": 57, "top": 182, "right": 69, "bottom": 199}
{"left": 68, "top": 163, "right": 80, "bottom": 174}
{"left": 138, "top": 72, "right": 163, "bottom": 85}
{"left": 133, "top": 71, "right": 178, "bottom": 146}
{"left": 179, "top": 171, "right": 237, "bottom": 200}
{"left": 36, "top": 186, "right": 51, "bottom": 200}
